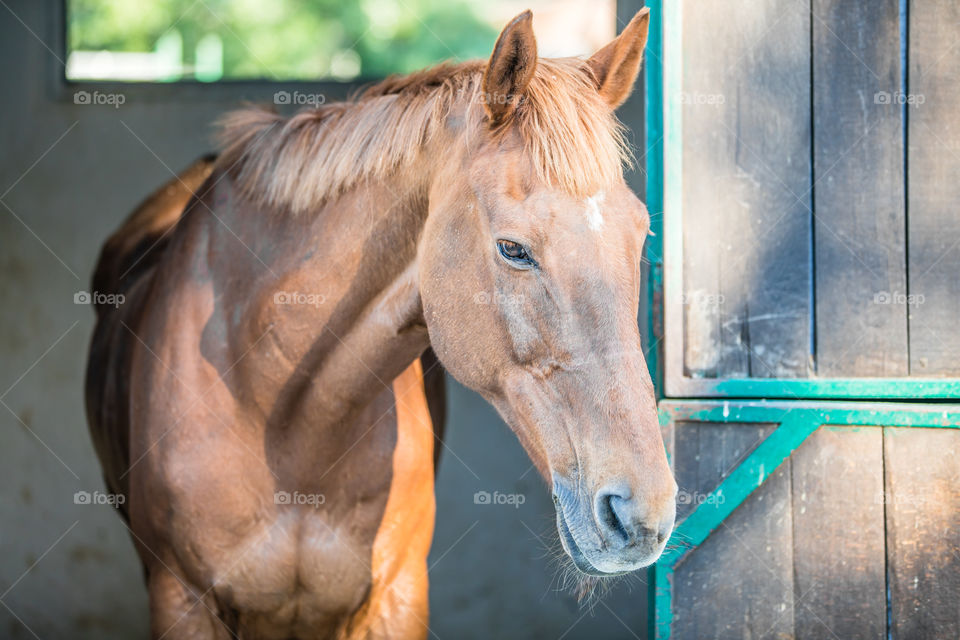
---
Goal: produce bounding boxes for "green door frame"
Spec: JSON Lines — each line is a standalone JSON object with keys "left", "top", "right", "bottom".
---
{"left": 643, "top": 0, "right": 960, "bottom": 400}
{"left": 642, "top": 2, "right": 960, "bottom": 637}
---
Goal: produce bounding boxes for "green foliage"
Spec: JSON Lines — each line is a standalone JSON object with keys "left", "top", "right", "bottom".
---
{"left": 67, "top": 0, "right": 500, "bottom": 80}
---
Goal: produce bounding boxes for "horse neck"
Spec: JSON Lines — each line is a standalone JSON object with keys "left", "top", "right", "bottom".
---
{"left": 209, "top": 137, "right": 448, "bottom": 456}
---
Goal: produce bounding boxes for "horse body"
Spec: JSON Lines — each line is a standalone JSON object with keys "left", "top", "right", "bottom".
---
{"left": 86, "top": 9, "right": 675, "bottom": 639}
{"left": 89, "top": 160, "right": 440, "bottom": 638}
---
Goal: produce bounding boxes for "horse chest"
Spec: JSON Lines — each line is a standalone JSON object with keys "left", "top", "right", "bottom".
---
{"left": 133, "top": 348, "right": 434, "bottom": 637}
{"left": 199, "top": 504, "right": 383, "bottom": 634}
{"left": 151, "top": 437, "right": 390, "bottom": 633}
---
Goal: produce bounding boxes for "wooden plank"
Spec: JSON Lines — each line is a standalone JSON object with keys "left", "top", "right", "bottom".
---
{"left": 672, "top": 462, "right": 795, "bottom": 638}
{"left": 907, "top": 0, "right": 960, "bottom": 375}
{"left": 791, "top": 426, "right": 886, "bottom": 639}
{"left": 673, "top": 421, "right": 775, "bottom": 520}
{"left": 884, "top": 427, "right": 960, "bottom": 639}
{"left": 661, "top": 0, "right": 687, "bottom": 396}
{"left": 680, "top": 0, "right": 812, "bottom": 379}
{"left": 813, "top": 0, "right": 908, "bottom": 376}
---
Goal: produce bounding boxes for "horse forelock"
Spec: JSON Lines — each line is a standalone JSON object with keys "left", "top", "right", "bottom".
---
{"left": 215, "top": 57, "right": 631, "bottom": 215}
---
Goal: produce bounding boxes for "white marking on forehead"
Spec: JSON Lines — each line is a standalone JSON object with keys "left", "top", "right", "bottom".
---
{"left": 584, "top": 191, "right": 605, "bottom": 231}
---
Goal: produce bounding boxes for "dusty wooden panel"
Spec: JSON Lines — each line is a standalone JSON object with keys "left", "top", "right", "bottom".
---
{"left": 672, "top": 463, "right": 795, "bottom": 639}
{"left": 813, "top": 0, "right": 908, "bottom": 377}
{"left": 906, "top": 0, "right": 960, "bottom": 375}
{"left": 791, "top": 426, "right": 886, "bottom": 638}
{"left": 673, "top": 421, "right": 775, "bottom": 520}
{"left": 681, "top": 0, "right": 812, "bottom": 379}
{"left": 884, "top": 427, "right": 960, "bottom": 639}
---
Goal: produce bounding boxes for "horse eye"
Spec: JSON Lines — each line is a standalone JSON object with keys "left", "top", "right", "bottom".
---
{"left": 497, "top": 240, "right": 536, "bottom": 268}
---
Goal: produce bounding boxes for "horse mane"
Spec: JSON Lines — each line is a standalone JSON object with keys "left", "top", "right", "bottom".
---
{"left": 215, "top": 57, "right": 631, "bottom": 214}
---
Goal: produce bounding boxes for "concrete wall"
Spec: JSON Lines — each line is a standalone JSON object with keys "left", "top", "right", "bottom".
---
{"left": 0, "top": 1, "right": 651, "bottom": 638}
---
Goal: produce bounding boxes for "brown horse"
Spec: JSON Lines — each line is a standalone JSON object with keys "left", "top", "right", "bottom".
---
{"left": 85, "top": 8, "right": 675, "bottom": 639}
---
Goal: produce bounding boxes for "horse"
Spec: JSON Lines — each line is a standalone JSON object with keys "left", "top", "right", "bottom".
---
{"left": 84, "top": 8, "right": 676, "bottom": 639}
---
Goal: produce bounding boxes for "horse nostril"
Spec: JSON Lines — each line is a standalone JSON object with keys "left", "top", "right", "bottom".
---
{"left": 602, "top": 495, "right": 631, "bottom": 543}
{"left": 596, "top": 486, "right": 672, "bottom": 550}
{"left": 595, "top": 488, "right": 635, "bottom": 545}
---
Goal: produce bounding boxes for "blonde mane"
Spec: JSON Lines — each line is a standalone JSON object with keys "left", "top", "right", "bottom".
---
{"left": 216, "top": 57, "right": 631, "bottom": 214}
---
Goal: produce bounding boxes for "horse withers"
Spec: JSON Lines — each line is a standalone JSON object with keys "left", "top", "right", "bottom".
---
{"left": 85, "top": 8, "right": 675, "bottom": 639}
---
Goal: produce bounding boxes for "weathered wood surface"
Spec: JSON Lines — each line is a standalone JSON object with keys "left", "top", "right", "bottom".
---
{"left": 906, "top": 0, "right": 960, "bottom": 376}
{"left": 813, "top": 0, "right": 907, "bottom": 377}
{"left": 668, "top": 421, "right": 960, "bottom": 639}
{"left": 884, "top": 427, "right": 960, "bottom": 639}
{"left": 674, "top": 0, "right": 960, "bottom": 382}
{"left": 791, "top": 426, "right": 886, "bottom": 639}
{"left": 673, "top": 463, "right": 795, "bottom": 639}
{"left": 680, "top": 0, "right": 812, "bottom": 379}
{"left": 673, "top": 421, "right": 774, "bottom": 520}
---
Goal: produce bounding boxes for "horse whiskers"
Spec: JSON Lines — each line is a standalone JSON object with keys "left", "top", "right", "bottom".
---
{"left": 537, "top": 524, "right": 639, "bottom": 608}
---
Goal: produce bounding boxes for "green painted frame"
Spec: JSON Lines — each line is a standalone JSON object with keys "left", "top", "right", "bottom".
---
{"left": 643, "top": 0, "right": 960, "bottom": 400}
{"left": 650, "top": 399, "right": 960, "bottom": 639}
{"left": 643, "top": 0, "right": 664, "bottom": 388}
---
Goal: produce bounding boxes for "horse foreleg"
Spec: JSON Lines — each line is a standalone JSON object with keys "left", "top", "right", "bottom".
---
{"left": 147, "top": 562, "right": 231, "bottom": 640}
{"left": 342, "top": 359, "right": 436, "bottom": 640}
{"left": 340, "top": 560, "right": 430, "bottom": 640}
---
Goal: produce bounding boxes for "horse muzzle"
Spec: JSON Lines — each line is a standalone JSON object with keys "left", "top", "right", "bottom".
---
{"left": 552, "top": 474, "right": 675, "bottom": 576}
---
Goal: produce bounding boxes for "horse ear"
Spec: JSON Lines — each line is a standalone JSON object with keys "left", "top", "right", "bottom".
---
{"left": 587, "top": 8, "right": 650, "bottom": 108}
{"left": 482, "top": 10, "right": 537, "bottom": 126}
